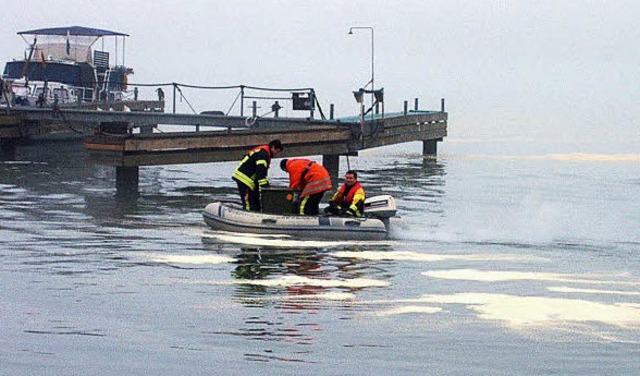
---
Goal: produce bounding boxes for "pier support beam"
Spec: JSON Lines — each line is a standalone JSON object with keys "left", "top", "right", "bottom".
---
{"left": 115, "top": 166, "right": 139, "bottom": 198}
{"left": 1, "top": 141, "right": 16, "bottom": 160}
{"left": 422, "top": 139, "right": 438, "bottom": 156}
{"left": 322, "top": 154, "right": 340, "bottom": 189}
{"left": 139, "top": 125, "right": 155, "bottom": 134}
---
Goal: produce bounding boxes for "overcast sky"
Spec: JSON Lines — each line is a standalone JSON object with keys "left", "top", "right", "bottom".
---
{"left": 2, "top": 1, "right": 638, "bottom": 153}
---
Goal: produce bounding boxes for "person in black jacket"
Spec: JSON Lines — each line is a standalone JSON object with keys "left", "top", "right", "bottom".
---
{"left": 232, "top": 139, "right": 283, "bottom": 211}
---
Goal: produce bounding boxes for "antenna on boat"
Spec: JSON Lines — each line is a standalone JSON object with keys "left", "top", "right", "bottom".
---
{"left": 21, "top": 36, "right": 37, "bottom": 85}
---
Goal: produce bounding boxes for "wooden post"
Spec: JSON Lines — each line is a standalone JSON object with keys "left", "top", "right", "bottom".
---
{"left": 99, "top": 121, "right": 140, "bottom": 197}
{"left": 414, "top": 98, "right": 419, "bottom": 111}
{"left": 441, "top": 98, "right": 445, "bottom": 112}
{"left": 240, "top": 86, "right": 245, "bottom": 117}
{"left": 172, "top": 83, "right": 177, "bottom": 114}
{"left": 330, "top": 104, "right": 334, "bottom": 120}
{"left": 0, "top": 140, "right": 16, "bottom": 160}
{"left": 403, "top": 100, "right": 408, "bottom": 115}
{"left": 116, "top": 166, "right": 139, "bottom": 197}
{"left": 322, "top": 154, "right": 340, "bottom": 190}
{"left": 422, "top": 140, "right": 437, "bottom": 156}
{"left": 139, "top": 125, "right": 154, "bottom": 134}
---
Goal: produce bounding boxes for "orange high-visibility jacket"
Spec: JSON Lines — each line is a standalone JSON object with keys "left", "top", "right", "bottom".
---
{"left": 285, "top": 159, "right": 332, "bottom": 198}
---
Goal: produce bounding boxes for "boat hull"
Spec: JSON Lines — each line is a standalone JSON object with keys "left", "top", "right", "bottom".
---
{"left": 203, "top": 202, "right": 388, "bottom": 241}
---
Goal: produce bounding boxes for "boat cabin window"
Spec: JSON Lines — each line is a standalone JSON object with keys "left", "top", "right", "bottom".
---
{"left": 35, "top": 87, "right": 50, "bottom": 97}
{"left": 13, "top": 86, "right": 30, "bottom": 96}
{"left": 53, "top": 88, "right": 69, "bottom": 100}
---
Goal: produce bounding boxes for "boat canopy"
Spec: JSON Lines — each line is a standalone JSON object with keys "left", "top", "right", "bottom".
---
{"left": 17, "top": 26, "right": 129, "bottom": 37}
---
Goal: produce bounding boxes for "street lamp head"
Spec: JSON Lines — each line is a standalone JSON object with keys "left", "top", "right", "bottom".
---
{"left": 348, "top": 28, "right": 354, "bottom": 35}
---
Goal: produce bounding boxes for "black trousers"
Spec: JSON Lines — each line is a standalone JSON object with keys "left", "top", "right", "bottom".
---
{"left": 236, "top": 181, "right": 261, "bottom": 212}
{"left": 298, "top": 191, "right": 325, "bottom": 215}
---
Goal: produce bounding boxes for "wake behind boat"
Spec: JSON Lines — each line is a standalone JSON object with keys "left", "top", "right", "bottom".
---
{"left": 203, "top": 192, "right": 398, "bottom": 241}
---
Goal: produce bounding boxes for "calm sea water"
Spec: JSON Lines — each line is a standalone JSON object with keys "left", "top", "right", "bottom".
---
{"left": 1, "top": 140, "right": 639, "bottom": 375}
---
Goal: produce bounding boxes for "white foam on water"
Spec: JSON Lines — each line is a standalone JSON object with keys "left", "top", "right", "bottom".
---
{"left": 197, "top": 230, "right": 387, "bottom": 248}
{"left": 150, "top": 254, "right": 234, "bottom": 265}
{"left": 422, "top": 269, "right": 639, "bottom": 285}
{"left": 295, "top": 292, "right": 356, "bottom": 301}
{"left": 184, "top": 228, "right": 290, "bottom": 240}
{"left": 229, "top": 291, "right": 357, "bottom": 306}
{"left": 224, "top": 275, "right": 390, "bottom": 289}
{"left": 417, "top": 293, "right": 640, "bottom": 329}
{"left": 374, "top": 305, "right": 443, "bottom": 317}
{"left": 332, "top": 250, "right": 536, "bottom": 263}
{"left": 267, "top": 292, "right": 356, "bottom": 301}
{"left": 548, "top": 286, "right": 640, "bottom": 296}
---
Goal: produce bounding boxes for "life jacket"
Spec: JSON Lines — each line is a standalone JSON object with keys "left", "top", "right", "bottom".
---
{"left": 285, "top": 159, "right": 332, "bottom": 198}
{"left": 333, "top": 181, "right": 365, "bottom": 216}
{"left": 232, "top": 145, "right": 272, "bottom": 191}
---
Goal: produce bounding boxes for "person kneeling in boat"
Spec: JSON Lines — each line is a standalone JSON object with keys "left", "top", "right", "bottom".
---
{"left": 280, "top": 159, "right": 332, "bottom": 215}
{"left": 232, "top": 139, "right": 283, "bottom": 212}
{"left": 324, "top": 170, "right": 365, "bottom": 217}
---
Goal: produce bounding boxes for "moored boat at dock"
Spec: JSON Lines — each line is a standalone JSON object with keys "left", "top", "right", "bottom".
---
{"left": 1, "top": 26, "right": 137, "bottom": 108}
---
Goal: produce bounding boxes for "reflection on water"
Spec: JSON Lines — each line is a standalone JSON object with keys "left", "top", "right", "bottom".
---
{"left": 359, "top": 158, "right": 446, "bottom": 198}
{"left": 232, "top": 248, "right": 325, "bottom": 282}
{"left": 205, "top": 244, "right": 395, "bottom": 364}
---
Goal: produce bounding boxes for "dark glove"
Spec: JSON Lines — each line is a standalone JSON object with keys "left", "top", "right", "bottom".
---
{"left": 324, "top": 201, "right": 338, "bottom": 215}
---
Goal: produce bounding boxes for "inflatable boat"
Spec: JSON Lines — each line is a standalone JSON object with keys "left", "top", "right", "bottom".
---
{"left": 203, "top": 195, "right": 397, "bottom": 240}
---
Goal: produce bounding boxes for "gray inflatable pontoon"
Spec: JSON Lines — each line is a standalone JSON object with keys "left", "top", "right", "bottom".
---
{"left": 203, "top": 195, "right": 397, "bottom": 241}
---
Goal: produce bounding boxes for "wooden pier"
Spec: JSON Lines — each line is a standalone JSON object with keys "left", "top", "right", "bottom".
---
{"left": 0, "top": 99, "right": 447, "bottom": 196}
{"left": 0, "top": 100, "right": 163, "bottom": 142}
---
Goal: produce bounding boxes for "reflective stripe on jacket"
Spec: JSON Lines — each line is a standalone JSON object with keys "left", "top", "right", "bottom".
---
{"left": 232, "top": 145, "right": 271, "bottom": 191}
{"left": 285, "top": 159, "right": 332, "bottom": 198}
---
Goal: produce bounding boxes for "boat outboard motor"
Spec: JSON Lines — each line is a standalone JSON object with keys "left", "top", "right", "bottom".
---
{"left": 364, "top": 195, "right": 397, "bottom": 230}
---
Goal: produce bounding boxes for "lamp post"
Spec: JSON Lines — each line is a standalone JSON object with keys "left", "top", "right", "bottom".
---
{"left": 348, "top": 26, "right": 375, "bottom": 115}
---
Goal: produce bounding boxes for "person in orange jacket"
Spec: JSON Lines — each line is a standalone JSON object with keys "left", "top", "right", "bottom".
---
{"left": 324, "top": 170, "right": 366, "bottom": 217}
{"left": 280, "top": 158, "right": 332, "bottom": 215}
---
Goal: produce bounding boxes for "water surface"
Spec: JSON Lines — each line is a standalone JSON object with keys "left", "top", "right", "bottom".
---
{"left": 1, "top": 141, "right": 639, "bottom": 375}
